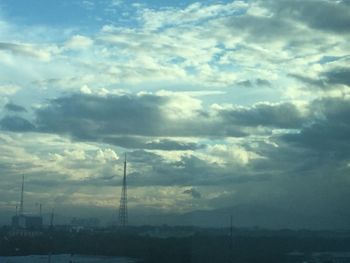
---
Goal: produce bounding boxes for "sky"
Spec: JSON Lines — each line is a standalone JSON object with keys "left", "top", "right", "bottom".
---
{"left": 0, "top": 0, "right": 350, "bottom": 229}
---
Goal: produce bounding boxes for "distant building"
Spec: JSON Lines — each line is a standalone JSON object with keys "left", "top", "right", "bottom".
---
{"left": 11, "top": 176, "right": 43, "bottom": 230}
{"left": 11, "top": 214, "right": 43, "bottom": 230}
{"left": 140, "top": 226, "right": 194, "bottom": 239}
{"left": 69, "top": 217, "right": 100, "bottom": 232}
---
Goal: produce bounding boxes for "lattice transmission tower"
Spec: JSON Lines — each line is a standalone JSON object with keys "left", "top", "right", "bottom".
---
{"left": 19, "top": 175, "right": 24, "bottom": 215}
{"left": 118, "top": 153, "right": 128, "bottom": 227}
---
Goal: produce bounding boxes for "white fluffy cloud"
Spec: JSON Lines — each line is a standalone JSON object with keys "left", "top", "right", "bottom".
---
{"left": 64, "top": 35, "right": 94, "bottom": 50}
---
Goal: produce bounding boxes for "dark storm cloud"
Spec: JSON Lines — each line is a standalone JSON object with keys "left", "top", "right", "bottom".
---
{"left": 4, "top": 103, "right": 27, "bottom": 112}
{"left": 263, "top": 0, "right": 350, "bottom": 34}
{"left": 35, "top": 93, "right": 166, "bottom": 137}
{"left": 322, "top": 67, "right": 350, "bottom": 86}
{"left": 227, "top": 14, "right": 296, "bottom": 43}
{"left": 288, "top": 73, "right": 326, "bottom": 89}
{"left": 282, "top": 97, "right": 350, "bottom": 156}
{"left": 219, "top": 102, "right": 305, "bottom": 129}
{"left": 34, "top": 93, "right": 247, "bottom": 141}
{"left": 1, "top": 93, "right": 310, "bottom": 147}
{"left": 229, "top": 97, "right": 350, "bottom": 206}
{"left": 290, "top": 67, "right": 350, "bottom": 90}
{"left": 33, "top": 93, "right": 310, "bottom": 142}
{"left": 0, "top": 115, "right": 35, "bottom": 132}
{"left": 238, "top": 97, "right": 350, "bottom": 180}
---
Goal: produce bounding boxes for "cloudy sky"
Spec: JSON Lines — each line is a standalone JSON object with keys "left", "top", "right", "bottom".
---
{"left": 0, "top": 0, "right": 350, "bottom": 228}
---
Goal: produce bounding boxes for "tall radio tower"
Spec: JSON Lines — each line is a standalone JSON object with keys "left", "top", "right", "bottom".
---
{"left": 19, "top": 175, "right": 24, "bottom": 215}
{"left": 118, "top": 153, "right": 128, "bottom": 227}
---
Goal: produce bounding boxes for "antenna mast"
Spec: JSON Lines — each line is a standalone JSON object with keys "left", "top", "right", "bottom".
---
{"left": 229, "top": 215, "right": 234, "bottom": 263}
{"left": 118, "top": 153, "right": 128, "bottom": 227}
{"left": 19, "top": 176, "right": 24, "bottom": 215}
{"left": 50, "top": 208, "right": 54, "bottom": 228}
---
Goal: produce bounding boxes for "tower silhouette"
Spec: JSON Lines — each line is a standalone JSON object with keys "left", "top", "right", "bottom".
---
{"left": 118, "top": 153, "right": 128, "bottom": 227}
{"left": 19, "top": 175, "right": 24, "bottom": 215}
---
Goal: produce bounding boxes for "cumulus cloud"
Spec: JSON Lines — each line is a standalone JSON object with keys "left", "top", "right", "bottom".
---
{"left": 64, "top": 35, "right": 94, "bottom": 50}
{"left": 0, "top": 42, "right": 57, "bottom": 61}
{"left": 95, "top": 148, "right": 119, "bottom": 163}
{"left": 0, "top": 84, "right": 21, "bottom": 96}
